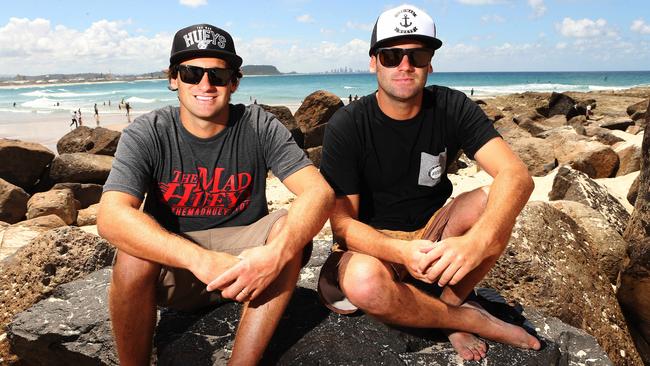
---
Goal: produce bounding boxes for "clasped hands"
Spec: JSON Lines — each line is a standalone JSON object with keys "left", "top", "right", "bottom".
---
{"left": 191, "top": 245, "right": 283, "bottom": 303}
{"left": 404, "top": 236, "right": 486, "bottom": 287}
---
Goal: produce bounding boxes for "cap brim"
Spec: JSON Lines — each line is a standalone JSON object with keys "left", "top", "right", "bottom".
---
{"left": 170, "top": 49, "right": 243, "bottom": 69}
{"left": 369, "top": 35, "right": 442, "bottom": 56}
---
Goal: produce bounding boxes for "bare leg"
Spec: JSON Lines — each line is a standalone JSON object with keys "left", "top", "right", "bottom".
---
{"left": 228, "top": 217, "right": 303, "bottom": 365}
{"left": 109, "top": 251, "right": 161, "bottom": 366}
{"left": 339, "top": 252, "right": 540, "bottom": 355}
{"left": 437, "top": 187, "right": 492, "bottom": 360}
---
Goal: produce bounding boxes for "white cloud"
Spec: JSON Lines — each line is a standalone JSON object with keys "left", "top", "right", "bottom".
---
{"left": 480, "top": 14, "right": 505, "bottom": 23}
{"left": 179, "top": 0, "right": 207, "bottom": 8}
{"left": 346, "top": 21, "right": 373, "bottom": 31}
{"left": 296, "top": 14, "right": 314, "bottom": 23}
{"left": 557, "top": 17, "right": 616, "bottom": 38}
{"left": 528, "top": 0, "right": 546, "bottom": 18}
{"left": 0, "top": 17, "right": 170, "bottom": 74}
{"left": 631, "top": 19, "right": 650, "bottom": 34}
{"left": 456, "top": 0, "right": 503, "bottom": 4}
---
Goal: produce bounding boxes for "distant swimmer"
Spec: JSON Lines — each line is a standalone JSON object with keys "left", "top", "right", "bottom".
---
{"left": 471, "top": 88, "right": 474, "bottom": 96}
{"left": 13, "top": 102, "right": 16, "bottom": 107}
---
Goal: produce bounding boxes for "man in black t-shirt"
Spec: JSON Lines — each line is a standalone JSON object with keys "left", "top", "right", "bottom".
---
{"left": 98, "top": 24, "right": 334, "bottom": 365}
{"left": 318, "top": 4, "right": 540, "bottom": 361}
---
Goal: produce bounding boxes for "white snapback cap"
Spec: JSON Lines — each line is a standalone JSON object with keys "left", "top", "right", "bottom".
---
{"left": 369, "top": 4, "right": 442, "bottom": 56}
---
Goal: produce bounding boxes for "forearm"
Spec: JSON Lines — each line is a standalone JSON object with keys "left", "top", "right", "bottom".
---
{"left": 97, "top": 198, "right": 204, "bottom": 270}
{"left": 266, "top": 182, "right": 334, "bottom": 264}
{"left": 468, "top": 163, "right": 534, "bottom": 256}
{"left": 332, "top": 215, "right": 409, "bottom": 264}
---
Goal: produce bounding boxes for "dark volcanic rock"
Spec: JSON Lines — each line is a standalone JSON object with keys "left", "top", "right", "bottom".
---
{"left": 26, "top": 188, "right": 78, "bottom": 225}
{"left": 8, "top": 267, "right": 612, "bottom": 366}
{"left": 537, "top": 92, "right": 583, "bottom": 120}
{"left": 56, "top": 126, "right": 121, "bottom": 156}
{"left": 305, "top": 146, "right": 322, "bottom": 168}
{"left": 260, "top": 104, "right": 304, "bottom": 148}
{"left": 481, "top": 201, "right": 641, "bottom": 365}
{"left": 549, "top": 166, "right": 630, "bottom": 234}
{"left": 549, "top": 200, "right": 628, "bottom": 285}
{"left": 0, "top": 227, "right": 114, "bottom": 337}
{"left": 51, "top": 183, "right": 103, "bottom": 209}
{"left": 621, "top": 105, "right": 650, "bottom": 364}
{"left": 294, "top": 90, "right": 343, "bottom": 132}
{"left": 302, "top": 123, "right": 326, "bottom": 148}
{"left": 626, "top": 99, "right": 649, "bottom": 121}
{"left": 0, "top": 139, "right": 55, "bottom": 191}
{"left": 0, "top": 178, "right": 30, "bottom": 224}
{"left": 627, "top": 175, "right": 640, "bottom": 206}
{"left": 49, "top": 153, "right": 113, "bottom": 184}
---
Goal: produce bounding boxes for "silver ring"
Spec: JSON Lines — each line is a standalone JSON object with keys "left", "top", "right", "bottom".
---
{"left": 240, "top": 288, "right": 248, "bottom": 295}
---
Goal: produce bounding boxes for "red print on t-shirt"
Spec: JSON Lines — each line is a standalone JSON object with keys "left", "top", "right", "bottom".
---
{"left": 158, "top": 166, "right": 252, "bottom": 217}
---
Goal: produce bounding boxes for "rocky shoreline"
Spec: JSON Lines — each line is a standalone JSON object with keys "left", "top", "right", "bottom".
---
{"left": 0, "top": 86, "right": 649, "bottom": 365}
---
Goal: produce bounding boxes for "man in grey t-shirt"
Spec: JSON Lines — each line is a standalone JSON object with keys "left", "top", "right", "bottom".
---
{"left": 98, "top": 23, "right": 334, "bottom": 365}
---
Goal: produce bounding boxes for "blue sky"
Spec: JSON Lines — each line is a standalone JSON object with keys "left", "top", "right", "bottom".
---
{"left": 1, "top": 0, "right": 649, "bottom": 75}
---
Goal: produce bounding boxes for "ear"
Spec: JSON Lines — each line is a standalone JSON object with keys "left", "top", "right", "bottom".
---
{"left": 369, "top": 55, "right": 377, "bottom": 73}
{"left": 427, "top": 63, "right": 433, "bottom": 74}
{"left": 230, "top": 78, "right": 239, "bottom": 93}
{"left": 169, "top": 77, "right": 179, "bottom": 91}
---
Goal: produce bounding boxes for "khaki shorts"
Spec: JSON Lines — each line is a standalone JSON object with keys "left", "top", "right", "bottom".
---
{"left": 317, "top": 199, "right": 459, "bottom": 314}
{"left": 156, "top": 209, "right": 312, "bottom": 311}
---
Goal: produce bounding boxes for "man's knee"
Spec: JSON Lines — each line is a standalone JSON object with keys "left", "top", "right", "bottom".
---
{"left": 339, "top": 255, "right": 394, "bottom": 314}
{"left": 111, "top": 251, "right": 161, "bottom": 294}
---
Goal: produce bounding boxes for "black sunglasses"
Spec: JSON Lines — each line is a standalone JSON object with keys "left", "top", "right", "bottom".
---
{"left": 376, "top": 48, "right": 434, "bottom": 68}
{"left": 177, "top": 64, "right": 235, "bottom": 86}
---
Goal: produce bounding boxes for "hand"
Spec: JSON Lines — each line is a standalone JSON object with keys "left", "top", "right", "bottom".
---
{"left": 189, "top": 250, "right": 240, "bottom": 286}
{"left": 417, "top": 235, "right": 486, "bottom": 287}
{"left": 206, "top": 245, "right": 284, "bottom": 302}
{"left": 400, "top": 239, "right": 437, "bottom": 283}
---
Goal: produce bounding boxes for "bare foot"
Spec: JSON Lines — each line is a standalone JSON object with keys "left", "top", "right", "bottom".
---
{"left": 465, "top": 301, "right": 541, "bottom": 351}
{"left": 444, "top": 329, "right": 487, "bottom": 361}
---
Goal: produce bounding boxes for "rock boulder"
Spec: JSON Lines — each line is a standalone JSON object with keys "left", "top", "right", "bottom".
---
{"left": 481, "top": 201, "right": 641, "bottom": 365}
{"left": 0, "top": 139, "right": 55, "bottom": 191}
{"left": 0, "top": 178, "right": 30, "bottom": 224}
{"left": 49, "top": 153, "right": 113, "bottom": 184}
{"left": 294, "top": 90, "right": 343, "bottom": 132}
{"left": 26, "top": 189, "right": 78, "bottom": 225}
{"left": 7, "top": 268, "right": 612, "bottom": 366}
{"left": 56, "top": 126, "right": 121, "bottom": 156}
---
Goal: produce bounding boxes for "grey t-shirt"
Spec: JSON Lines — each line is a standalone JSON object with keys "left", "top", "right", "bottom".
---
{"left": 103, "top": 104, "right": 311, "bottom": 233}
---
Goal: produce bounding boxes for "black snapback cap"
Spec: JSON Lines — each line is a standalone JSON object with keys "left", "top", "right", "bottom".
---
{"left": 170, "top": 24, "right": 243, "bottom": 69}
{"left": 369, "top": 4, "right": 442, "bottom": 56}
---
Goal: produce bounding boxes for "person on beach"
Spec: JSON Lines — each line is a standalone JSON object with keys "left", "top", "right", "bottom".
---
{"left": 77, "top": 108, "right": 83, "bottom": 126}
{"left": 94, "top": 103, "right": 100, "bottom": 126}
{"left": 70, "top": 110, "right": 78, "bottom": 128}
{"left": 317, "top": 4, "right": 541, "bottom": 361}
{"left": 124, "top": 102, "right": 131, "bottom": 122}
{"left": 98, "top": 23, "right": 333, "bottom": 365}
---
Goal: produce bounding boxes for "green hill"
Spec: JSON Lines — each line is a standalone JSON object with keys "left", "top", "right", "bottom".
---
{"left": 241, "top": 65, "right": 282, "bottom": 75}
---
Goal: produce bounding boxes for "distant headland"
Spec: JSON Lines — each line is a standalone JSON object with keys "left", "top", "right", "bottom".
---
{"left": 0, "top": 64, "right": 295, "bottom": 87}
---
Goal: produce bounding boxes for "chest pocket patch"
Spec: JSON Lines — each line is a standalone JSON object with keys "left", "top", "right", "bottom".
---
{"left": 418, "top": 149, "right": 447, "bottom": 187}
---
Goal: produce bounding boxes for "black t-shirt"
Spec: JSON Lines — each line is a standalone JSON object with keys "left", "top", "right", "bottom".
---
{"left": 320, "top": 85, "right": 500, "bottom": 231}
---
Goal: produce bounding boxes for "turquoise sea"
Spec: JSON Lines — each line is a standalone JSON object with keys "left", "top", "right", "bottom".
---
{"left": 1, "top": 71, "right": 650, "bottom": 117}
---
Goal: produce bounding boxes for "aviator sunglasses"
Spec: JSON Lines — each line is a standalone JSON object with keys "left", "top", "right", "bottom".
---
{"left": 376, "top": 48, "right": 434, "bottom": 68}
{"left": 177, "top": 64, "right": 235, "bottom": 86}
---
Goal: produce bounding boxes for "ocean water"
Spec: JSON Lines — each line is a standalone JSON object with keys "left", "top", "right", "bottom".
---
{"left": 1, "top": 71, "right": 649, "bottom": 118}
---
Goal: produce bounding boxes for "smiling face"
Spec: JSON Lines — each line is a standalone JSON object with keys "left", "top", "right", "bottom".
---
{"left": 169, "top": 57, "right": 238, "bottom": 132}
{"left": 370, "top": 40, "right": 433, "bottom": 105}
